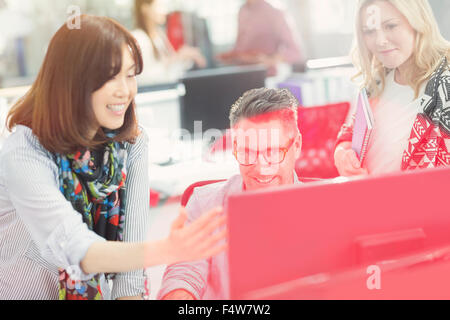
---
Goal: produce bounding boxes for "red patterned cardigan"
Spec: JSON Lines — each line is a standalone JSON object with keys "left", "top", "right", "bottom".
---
{"left": 336, "top": 57, "right": 450, "bottom": 171}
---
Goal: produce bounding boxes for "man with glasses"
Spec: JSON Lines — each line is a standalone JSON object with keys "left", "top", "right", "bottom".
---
{"left": 158, "top": 88, "right": 303, "bottom": 300}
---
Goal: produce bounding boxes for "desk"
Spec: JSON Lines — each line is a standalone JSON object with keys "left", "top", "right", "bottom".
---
{"left": 148, "top": 139, "right": 239, "bottom": 196}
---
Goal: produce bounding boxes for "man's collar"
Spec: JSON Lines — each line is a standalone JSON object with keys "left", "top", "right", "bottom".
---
{"left": 294, "top": 171, "right": 302, "bottom": 184}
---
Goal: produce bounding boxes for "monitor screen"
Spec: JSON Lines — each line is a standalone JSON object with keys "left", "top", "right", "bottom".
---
{"left": 179, "top": 65, "right": 267, "bottom": 133}
{"left": 226, "top": 167, "right": 450, "bottom": 299}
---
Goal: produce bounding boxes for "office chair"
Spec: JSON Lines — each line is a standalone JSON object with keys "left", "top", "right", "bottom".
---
{"left": 181, "top": 179, "right": 227, "bottom": 207}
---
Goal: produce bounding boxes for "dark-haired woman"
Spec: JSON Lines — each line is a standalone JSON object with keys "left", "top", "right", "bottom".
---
{"left": 0, "top": 15, "right": 226, "bottom": 300}
{"left": 132, "top": 0, "right": 206, "bottom": 85}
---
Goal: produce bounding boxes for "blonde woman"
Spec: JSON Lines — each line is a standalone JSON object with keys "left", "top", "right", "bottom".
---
{"left": 334, "top": 0, "right": 450, "bottom": 176}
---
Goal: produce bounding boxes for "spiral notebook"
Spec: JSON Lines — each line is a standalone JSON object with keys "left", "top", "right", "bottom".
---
{"left": 352, "top": 88, "right": 374, "bottom": 166}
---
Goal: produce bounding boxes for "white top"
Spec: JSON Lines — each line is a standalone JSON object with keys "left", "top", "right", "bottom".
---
{"left": 132, "top": 28, "right": 189, "bottom": 86}
{"left": 364, "top": 70, "right": 426, "bottom": 175}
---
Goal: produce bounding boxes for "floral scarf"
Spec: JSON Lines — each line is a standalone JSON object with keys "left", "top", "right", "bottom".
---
{"left": 401, "top": 57, "right": 450, "bottom": 170}
{"left": 55, "top": 139, "right": 128, "bottom": 300}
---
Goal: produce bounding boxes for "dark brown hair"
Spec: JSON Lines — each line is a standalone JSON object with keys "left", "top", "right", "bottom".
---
{"left": 135, "top": 0, "right": 155, "bottom": 34}
{"left": 134, "top": 0, "right": 163, "bottom": 59}
{"left": 7, "top": 14, "right": 143, "bottom": 154}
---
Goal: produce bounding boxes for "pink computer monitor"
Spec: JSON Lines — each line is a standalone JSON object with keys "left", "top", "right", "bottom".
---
{"left": 226, "top": 167, "right": 450, "bottom": 299}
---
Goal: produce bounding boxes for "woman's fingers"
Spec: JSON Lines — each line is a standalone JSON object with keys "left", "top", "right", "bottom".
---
{"left": 171, "top": 208, "right": 188, "bottom": 231}
{"left": 187, "top": 229, "right": 228, "bottom": 262}
{"left": 345, "top": 149, "right": 362, "bottom": 169}
{"left": 342, "top": 166, "right": 369, "bottom": 176}
{"left": 188, "top": 224, "right": 227, "bottom": 252}
{"left": 197, "top": 228, "right": 227, "bottom": 251}
{"left": 170, "top": 228, "right": 227, "bottom": 264}
{"left": 198, "top": 243, "right": 228, "bottom": 261}
{"left": 335, "top": 146, "right": 368, "bottom": 177}
{"left": 166, "top": 206, "right": 228, "bottom": 264}
{"left": 181, "top": 222, "right": 226, "bottom": 259}
{"left": 193, "top": 229, "right": 228, "bottom": 261}
{"left": 185, "top": 214, "right": 227, "bottom": 245}
{"left": 185, "top": 207, "right": 223, "bottom": 234}
{"left": 358, "top": 168, "right": 369, "bottom": 176}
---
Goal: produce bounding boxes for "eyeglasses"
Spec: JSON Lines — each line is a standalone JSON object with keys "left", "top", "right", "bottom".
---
{"left": 233, "top": 138, "right": 296, "bottom": 166}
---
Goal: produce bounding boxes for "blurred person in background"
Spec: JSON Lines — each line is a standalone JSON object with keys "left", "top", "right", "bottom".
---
{"left": 217, "top": 0, "right": 304, "bottom": 76}
{"left": 334, "top": 0, "right": 450, "bottom": 177}
{"left": 132, "top": 0, "right": 207, "bottom": 85}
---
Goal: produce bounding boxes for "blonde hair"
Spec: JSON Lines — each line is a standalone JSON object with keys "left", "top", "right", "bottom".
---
{"left": 351, "top": 0, "right": 450, "bottom": 98}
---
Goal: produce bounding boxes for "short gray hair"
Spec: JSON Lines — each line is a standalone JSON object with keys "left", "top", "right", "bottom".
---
{"left": 229, "top": 88, "right": 299, "bottom": 129}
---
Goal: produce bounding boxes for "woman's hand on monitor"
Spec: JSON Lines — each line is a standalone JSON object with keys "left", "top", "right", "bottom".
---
{"left": 161, "top": 206, "right": 227, "bottom": 266}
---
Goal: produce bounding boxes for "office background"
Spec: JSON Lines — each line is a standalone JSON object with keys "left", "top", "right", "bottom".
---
{"left": 0, "top": 0, "right": 449, "bottom": 300}
{"left": 0, "top": 0, "right": 448, "bottom": 88}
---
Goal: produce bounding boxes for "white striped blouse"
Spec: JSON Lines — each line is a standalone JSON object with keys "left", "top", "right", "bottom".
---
{"left": 0, "top": 125, "right": 150, "bottom": 300}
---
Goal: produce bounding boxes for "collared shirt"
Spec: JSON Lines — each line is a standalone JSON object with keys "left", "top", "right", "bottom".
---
{"left": 0, "top": 125, "right": 150, "bottom": 300}
{"left": 157, "top": 173, "right": 301, "bottom": 300}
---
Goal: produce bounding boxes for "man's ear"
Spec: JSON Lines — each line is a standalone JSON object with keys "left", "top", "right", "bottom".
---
{"left": 294, "top": 133, "right": 302, "bottom": 160}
